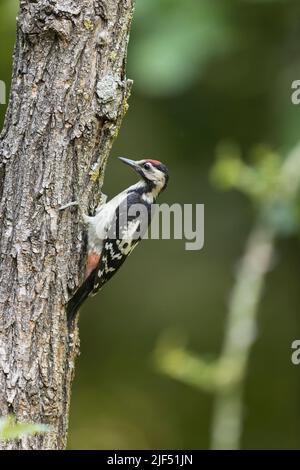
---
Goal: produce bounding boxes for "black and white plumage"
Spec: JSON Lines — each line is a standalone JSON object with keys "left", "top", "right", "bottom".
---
{"left": 67, "top": 157, "right": 169, "bottom": 324}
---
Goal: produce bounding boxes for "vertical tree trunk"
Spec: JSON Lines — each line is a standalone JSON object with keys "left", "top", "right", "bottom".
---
{"left": 0, "top": 0, "right": 134, "bottom": 450}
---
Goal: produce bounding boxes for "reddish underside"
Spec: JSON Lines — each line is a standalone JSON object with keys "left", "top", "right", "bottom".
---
{"left": 86, "top": 252, "right": 101, "bottom": 278}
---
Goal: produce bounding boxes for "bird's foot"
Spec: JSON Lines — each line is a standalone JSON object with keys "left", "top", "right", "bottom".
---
{"left": 59, "top": 201, "right": 79, "bottom": 211}
{"left": 95, "top": 193, "right": 108, "bottom": 213}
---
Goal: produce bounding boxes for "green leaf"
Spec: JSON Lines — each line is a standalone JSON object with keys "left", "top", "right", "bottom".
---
{"left": 0, "top": 415, "right": 50, "bottom": 441}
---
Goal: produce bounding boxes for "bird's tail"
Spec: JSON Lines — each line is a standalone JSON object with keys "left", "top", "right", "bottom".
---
{"left": 67, "top": 273, "right": 96, "bottom": 328}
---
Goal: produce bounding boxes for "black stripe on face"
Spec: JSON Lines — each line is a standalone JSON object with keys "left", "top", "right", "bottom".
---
{"left": 155, "top": 163, "right": 168, "bottom": 175}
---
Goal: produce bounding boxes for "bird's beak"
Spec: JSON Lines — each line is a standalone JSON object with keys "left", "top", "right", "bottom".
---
{"left": 118, "top": 157, "right": 140, "bottom": 172}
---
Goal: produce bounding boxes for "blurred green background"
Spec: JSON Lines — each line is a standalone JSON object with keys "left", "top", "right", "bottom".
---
{"left": 1, "top": 0, "right": 300, "bottom": 450}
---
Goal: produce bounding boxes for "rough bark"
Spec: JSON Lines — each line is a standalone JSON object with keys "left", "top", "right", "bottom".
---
{"left": 0, "top": 0, "right": 134, "bottom": 450}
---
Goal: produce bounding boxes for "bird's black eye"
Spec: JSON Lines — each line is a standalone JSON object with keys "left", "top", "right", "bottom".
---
{"left": 143, "top": 162, "right": 151, "bottom": 170}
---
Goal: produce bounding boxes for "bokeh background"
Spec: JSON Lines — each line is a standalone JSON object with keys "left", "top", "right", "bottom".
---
{"left": 1, "top": 0, "right": 300, "bottom": 450}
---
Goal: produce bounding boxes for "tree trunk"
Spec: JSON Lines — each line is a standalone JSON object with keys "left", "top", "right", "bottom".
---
{"left": 0, "top": 0, "right": 134, "bottom": 450}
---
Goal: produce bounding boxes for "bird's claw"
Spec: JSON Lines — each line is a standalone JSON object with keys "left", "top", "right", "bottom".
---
{"left": 59, "top": 201, "right": 79, "bottom": 211}
{"left": 95, "top": 193, "right": 108, "bottom": 213}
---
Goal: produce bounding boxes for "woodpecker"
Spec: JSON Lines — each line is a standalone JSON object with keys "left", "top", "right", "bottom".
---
{"left": 67, "top": 157, "right": 169, "bottom": 324}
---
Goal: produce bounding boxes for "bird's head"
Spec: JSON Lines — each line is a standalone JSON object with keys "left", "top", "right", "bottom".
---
{"left": 118, "top": 157, "right": 169, "bottom": 193}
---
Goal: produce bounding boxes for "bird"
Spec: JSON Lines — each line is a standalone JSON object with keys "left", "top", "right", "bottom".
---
{"left": 66, "top": 157, "right": 169, "bottom": 325}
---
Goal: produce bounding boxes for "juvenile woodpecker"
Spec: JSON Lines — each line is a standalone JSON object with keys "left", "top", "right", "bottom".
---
{"left": 67, "top": 157, "right": 169, "bottom": 323}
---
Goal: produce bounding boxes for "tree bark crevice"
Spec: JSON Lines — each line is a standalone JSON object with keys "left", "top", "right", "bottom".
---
{"left": 0, "top": 0, "right": 134, "bottom": 450}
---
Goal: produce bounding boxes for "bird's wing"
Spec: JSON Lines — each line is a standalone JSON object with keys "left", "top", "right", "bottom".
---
{"left": 92, "top": 191, "right": 152, "bottom": 294}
